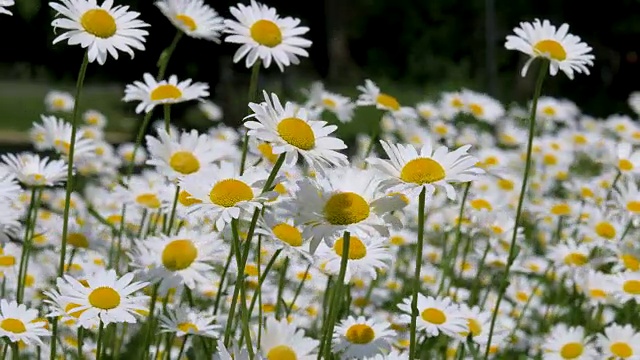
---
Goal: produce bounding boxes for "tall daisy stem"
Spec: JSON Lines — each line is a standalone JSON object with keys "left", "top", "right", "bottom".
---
{"left": 230, "top": 219, "right": 255, "bottom": 359}
{"left": 483, "top": 59, "right": 548, "bottom": 360}
{"left": 17, "top": 187, "right": 41, "bottom": 304}
{"left": 239, "top": 60, "right": 262, "bottom": 176}
{"left": 163, "top": 104, "right": 171, "bottom": 134}
{"left": 51, "top": 52, "right": 89, "bottom": 360}
{"left": 96, "top": 321, "right": 104, "bottom": 360}
{"left": 319, "top": 231, "right": 350, "bottom": 359}
{"left": 409, "top": 187, "right": 427, "bottom": 359}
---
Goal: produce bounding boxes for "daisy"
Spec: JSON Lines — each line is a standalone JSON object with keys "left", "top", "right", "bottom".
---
{"left": 245, "top": 91, "right": 348, "bottom": 171}
{"left": 131, "top": 229, "right": 224, "bottom": 290}
{"left": 224, "top": 0, "right": 312, "bottom": 71}
{"left": 117, "top": 143, "right": 147, "bottom": 166}
{"left": 159, "top": 305, "right": 220, "bottom": 338}
{"left": 416, "top": 101, "right": 439, "bottom": 122}
{"left": 260, "top": 316, "right": 319, "bottom": 359}
{"left": 616, "top": 142, "right": 640, "bottom": 176}
{"left": 123, "top": 73, "right": 209, "bottom": 114}
{"left": 315, "top": 232, "right": 392, "bottom": 283}
{"left": 505, "top": 18, "right": 594, "bottom": 79}
{"left": 33, "top": 115, "right": 96, "bottom": 160}
{"left": 397, "top": 295, "right": 467, "bottom": 337}
{"left": 82, "top": 109, "right": 107, "bottom": 128}
{"left": 629, "top": 92, "right": 640, "bottom": 116}
{"left": 357, "top": 79, "right": 417, "bottom": 119}
{"left": 578, "top": 270, "right": 614, "bottom": 306}
{"left": 146, "top": 128, "right": 224, "bottom": 181}
{"left": 0, "top": 0, "right": 14, "bottom": 15}
{"left": 120, "top": 172, "right": 171, "bottom": 211}
{"left": 366, "top": 140, "right": 483, "bottom": 199}
{"left": 542, "top": 324, "right": 598, "bottom": 360}
{"left": 285, "top": 167, "right": 403, "bottom": 252}
{"left": 612, "top": 272, "right": 640, "bottom": 303}
{"left": 254, "top": 210, "right": 312, "bottom": 261}
{"left": 598, "top": 324, "right": 640, "bottom": 359}
{"left": 179, "top": 161, "right": 273, "bottom": 230}
{"left": 0, "top": 299, "right": 49, "bottom": 345}
{"left": 214, "top": 340, "right": 253, "bottom": 360}
{"left": 49, "top": 0, "right": 150, "bottom": 65}
{"left": 52, "top": 269, "right": 149, "bottom": 327}
{"left": 333, "top": 316, "right": 396, "bottom": 358}
{"left": 461, "top": 90, "right": 505, "bottom": 124}
{"left": 1, "top": 153, "right": 68, "bottom": 187}
{"left": 198, "top": 100, "right": 223, "bottom": 121}
{"left": 304, "top": 81, "right": 355, "bottom": 123}
{"left": 156, "top": 0, "right": 225, "bottom": 42}
{"left": 44, "top": 90, "right": 74, "bottom": 113}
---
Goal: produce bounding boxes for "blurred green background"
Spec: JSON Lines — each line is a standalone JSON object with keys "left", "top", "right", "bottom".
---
{"left": 1, "top": 0, "right": 639, "bottom": 144}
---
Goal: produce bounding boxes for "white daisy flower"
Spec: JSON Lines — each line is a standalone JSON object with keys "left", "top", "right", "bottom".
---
{"left": 461, "top": 89, "right": 505, "bottom": 124}
{"left": 156, "top": 0, "right": 225, "bottom": 42}
{"left": 245, "top": 91, "right": 348, "bottom": 171}
{"left": 130, "top": 229, "right": 225, "bottom": 291}
{"left": 357, "top": 79, "right": 417, "bottom": 119}
{"left": 597, "top": 324, "right": 640, "bottom": 359}
{"left": 159, "top": 305, "right": 220, "bottom": 338}
{"left": 397, "top": 294, "right": 467, "bottom": 338}
{"left": 224, "top": 0, "right": 312, "bottom": 71}
{"left": 504, "top": 18, "right": 594, "bottom": 79}
{"left": 1, "top": 153, "right": 68, "bottom": 187}
{"left": 304, "top": 81, "right": 355, "bottom": 123}
{"left": 82, "top": 109, "right": 107, "bottom": 128}
{"left": 123, "top": 73, "right": 209, "bottom": 114}
{"left": 254, "top": 210, "right": 312, "bottom": 261}
{"left": 214, "top": 340, "right": 254, "bottom": 360}
{"left": 52, "top": 269, "right": 149, "bottom": 327}
{"left": 44, "top": 90, "right": 75, "bottom": 113}
{"left": 332, "top": 316, "right": 396, "bottom": 358}
{"left": 629, "top": 92, "right": 640, "bottom": 116}
{"left": 117, "top": 143, "right": 147, "bottom": 166}
{"left": 49, "top": 0, "right": 150, "bottom": 65}
{"left": 260, "top": 316, "right": 319, "bottom": 359}
{"left": 179, "top": 161, "right": 273, "bottom": 230}
{"left": 146, "top": 128, "right": 224, "bottom": 181}
{"left": 0, "top": 0, "right": 14, "bottom": 15}
{"left": 198, "top": 99, "right": 223, "bottom": 121}
{"left": 0, "top": 299, "right": 49, "bottom": 345}
{"left": 366, "top": 140, "right": 483, "bottom": 199}
{"left": 542, "top": 324, "right": 599, "bottom": 360}
{"left": 32, "top": 115, "right": 96, "bottom": 160}
{"left": 285, "top": 167, "right": 404, "bottom": 253}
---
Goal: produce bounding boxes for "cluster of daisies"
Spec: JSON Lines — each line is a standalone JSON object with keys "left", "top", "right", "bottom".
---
{"left": 7, "top": 0, "right": 640, "bottom": 359}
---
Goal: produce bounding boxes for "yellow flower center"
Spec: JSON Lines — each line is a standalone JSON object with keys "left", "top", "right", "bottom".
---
{"left": 469, "top": 103, "right": 484, "bottom": 117}
{"left": 573, "top": 134, "right": 587, "bottom": 144}
{"left": 376, "top": 93, "right": 400, "bottom": 111}
{"left": 589, "top": 289, "right": 607, "bottom": 298}
{"left": 400, "top": 157, "right": 446, "bottom": 184}
{"left": 622, "top": 254, "right": 640, "bottom": 271}
{"left": 421, "top": 308, "right": 446, "bottom": 324}
{"left": 324, "top": 192, "right": 370, "bottom": 225}
{"left": 209, "top": 179, "right": 254, "bottom": 207}
{"left": 322, "top": 98, "right": 336, "bottom": 109}
{"left": 542, "top": 106, "right": 556, "bottom": 116}
{"left": 533, "top": 39, "right": 567, "bottom": 61}
{"left": 551, "top": 203, "right": 571, "bottom": 216}
{"left": 390, "top": 236, "right": 405, "bottom": 246}
{"left": 333, "top": 235, "right": 367, "bottom": 260}
{"left": 543, "top": 154, "right": 557, "bottom": 166}
{"left": 623, "top": 280, "right": 640, "bottom": 295}
{"left": 150, "top": 84, "right": 182, "bottom": 102}
{"left": 627, "top": 201, "right": 640, "bottom": 213}
{"left": 65, "top": 303, "right": 86, "bottom": 318}
{"left": 80, "top": 9, "right": 117, "bottom": 39}
{"left": 67, "top": 232, "right": 89, "bottom": 248}
{"left": 611, "top": 342, "right": 633, "bottom": 358}
{"left": 54, "top": 139, "right": 71, "bottom": 154}
{"left": 0, "top": 318, "right": 26, "bottom": 334}
{"left": 619, "top": 159, "right": 634, "bottom": 171}
{"left": 560, "top": 342, "right": 583, "bottom": 359}
{"left": 595, "top": 222, "right": 616, "bottom": 240}
{"left": 0, "top": 255, "right": 15, "bottom": 267}
{"left": 176, "top": 14, "right": 197, "bottom": 31}
{"left": 162, "top": 239, "right": 198, "bottom": 271}
{"left": 257, "top": 143, "right": 279, "bottom": 163}
{"left": 345, "top": 324, "right": 375, "bottom": 344}
{"left": 244, "top": 264, "right": 259, "bottom": 277}
{"left": 250, "top": 19, "right": 282, "bottom": 47}
{"left": 169, "top": 151, "right": 200, "bottom": 175}
{"left": 497, "top": 179, "right": 514, "bottom": 191}
{"left": 178, "top": 190, "right": 202, "bottom": 206}
{"left": 563, "top": 253, "right": 588, "bottom": 266}
{"left": 106, "top": 214, "right": 122, "bottom": 225}
{"left": 177, "top": 322, "right": 198, "bottom": 333}
{"left": 88, "top": 287, "right": 121, "bottom": 310}
{"left": 515, "top": 291, "right": 529, "bottom": 302}
{"left": 470, "top": 198, "right": 493, "bottom": 211}
{"left": 24, "top": 274, "right": 35, "bottom": 287}
{"left": 266, "top": 345, "right": 297, "bottom": 360}
{"left": 136, "top": 193, "right": 161, "bottom": 209}
{"left": 52, "top": 98, "right": 66, "bottom": 109}
{"left": 277, "top": 117, "right": 315, "bottom": 150}
{"left": 468, "top": 318, "right": 482, "bottom": 336}
{"left": 272, "top": 223, "right": 303, "bottom": 247}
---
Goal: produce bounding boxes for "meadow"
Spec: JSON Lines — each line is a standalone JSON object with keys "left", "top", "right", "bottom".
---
{"left": 0, "top": 1, "right": 638, "bottom": 360}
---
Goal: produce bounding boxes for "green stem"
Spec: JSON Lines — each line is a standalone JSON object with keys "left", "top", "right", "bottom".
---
{"left": 483, "top": 59, "right": 548, "bottom": 360}
{"left": 409, "top": 187, "right": 427, "bottom": 359}
{"left": 213, "top": 248, "right": 234, "bottom": 316}
{"left": 10, "top": 343, "right": 17, "bottom": 360}
{"left": 247, "top": 249, "right": 282, "bottom": 318}
{"left": 176, "top": 335, "right": 189, "bottom": 360}
{"left": 143, "top": 284, "right": 160, "bottom": 359}
{"left": 286, "top": 264, "right": 311, "bottom": 317}
{"left": 363, "top": 123, "right": 381, "bottom": 159}
{"left": 96, "top": 321, "right": 104, "bottom": 360}
{"left": 230, "top": 220, "right": 255, "bottom": 359}
{"left": 275, "top": 257, "right": 289, "bottom": 319}
{"left": 319, "top": 231, "right": 351, "bottom": 359}
{"left": 262, "top": 154, "right": 286, "bottom": 193}
{"left": 77, "top": 327, "right": 84, "bottom": 360}
{"left": 240, "top": 60, "right": 262, "bottom": 176}
{"left": 17, "top": 188, "right": 38, "bottom": 304}
{"left": 157, "top": 31, "right": 183, "bottom": 80}
{"left": 113, "top": 205, "right": 127, "bottom": 271}
{"left": 164, "top": 104, "right": 171, "bottom": 134}
{"left": 442, "top": 182, "right": 472, "bottom": 295}
{"left": 166, "top": 186, "right": 180, "bottom": 235}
